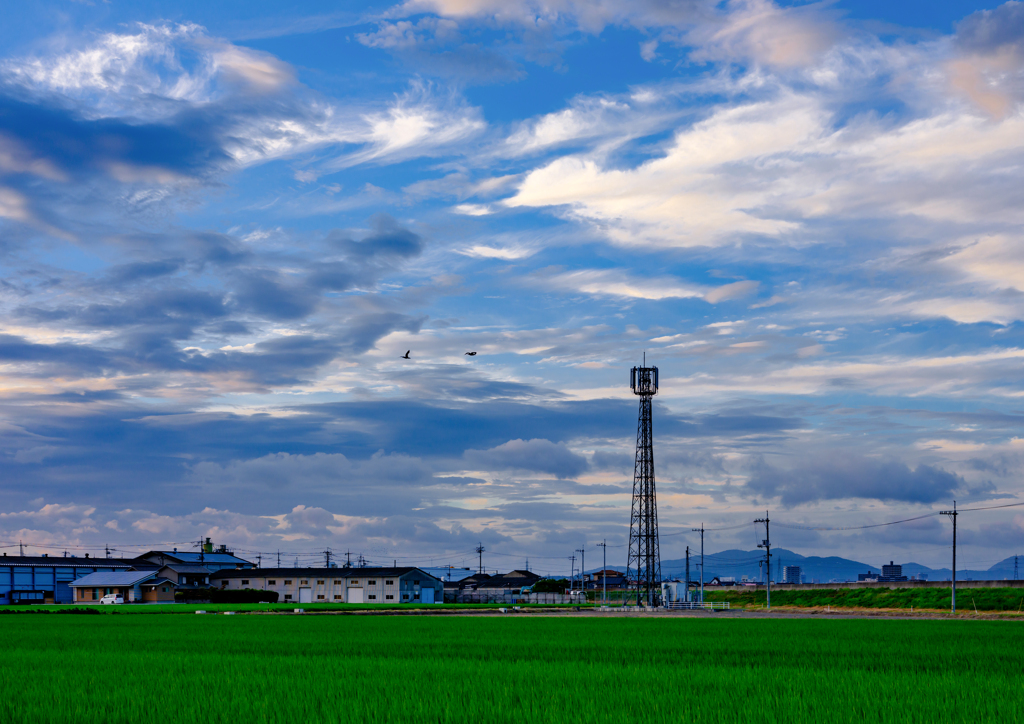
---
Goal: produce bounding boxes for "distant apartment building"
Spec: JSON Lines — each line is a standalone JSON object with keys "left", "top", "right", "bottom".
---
{"left": 879, "top": 561, "right": 908, "bottom": 582}
{"left": 783, "top": 565, "right": 802, "bottom": 584}
{"left": 858, "top": 571, "right": 879, "bottom": 582}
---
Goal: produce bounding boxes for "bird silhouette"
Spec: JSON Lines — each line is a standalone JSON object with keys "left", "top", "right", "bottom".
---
{"left": 464, "top": 351, "right": 477, "bottom": 356}
{"left": 401, "top": 350, "right": 410, "bottom": 359}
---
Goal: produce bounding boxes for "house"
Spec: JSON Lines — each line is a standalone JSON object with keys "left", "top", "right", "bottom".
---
{"left": 473, "top": 570, "right": 542, "bottom": 595}
{"left": 134, "top": 542, "right": 253, "bottom": 572}
{"left": 586, "top": 569, "right": 626, "bottom": 588}
{"left": 210, "top": 567, "right": 443, "bottom": 604}
{"left": 0, "top": 554, "right": 136, "bottom": 605}
{"left": 70, "top": 571, "right": 176, "bottom": 603}
{"left": 154, "top": 565, "right": 213, "bottom": 589}
{"left": 709, "top": 576, "right": 737, "bottom": 586}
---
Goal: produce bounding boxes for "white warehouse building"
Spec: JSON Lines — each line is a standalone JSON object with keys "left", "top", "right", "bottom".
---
{"left": 210, "top": 567, "right": 443, "bottom": 604}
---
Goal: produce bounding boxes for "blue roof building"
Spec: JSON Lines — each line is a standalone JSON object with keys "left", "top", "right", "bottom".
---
{"left": 0, "top": 554, "right": 135, "bottom": 604}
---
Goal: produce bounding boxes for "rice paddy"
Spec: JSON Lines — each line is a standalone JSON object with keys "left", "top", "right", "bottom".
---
{"left": 1, "top": 614, "right": 1021, "bottom": 723}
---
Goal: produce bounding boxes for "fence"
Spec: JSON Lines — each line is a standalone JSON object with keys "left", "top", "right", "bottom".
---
{"left": 664, "top": 601, "right": 731, "bottom": 611}
{"left": 446, "top": 591, "right": 578, "bottom": 604}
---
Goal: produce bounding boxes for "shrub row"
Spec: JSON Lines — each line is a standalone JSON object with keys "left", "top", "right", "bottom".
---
{"left": 175, "top": 588, "right": 279, "bottom": 604}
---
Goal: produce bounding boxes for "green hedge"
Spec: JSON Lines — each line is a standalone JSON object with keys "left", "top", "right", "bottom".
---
{"left": 175, "top": 588, "right": 279, "bottom": 604}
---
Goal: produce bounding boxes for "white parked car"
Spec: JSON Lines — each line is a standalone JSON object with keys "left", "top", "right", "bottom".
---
{"left": 100, "top": 594, "right": 124, "bottom": 605}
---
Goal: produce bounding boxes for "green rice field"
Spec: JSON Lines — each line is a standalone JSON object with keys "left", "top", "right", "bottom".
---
{"left": 1, "top": 614, "right": 1021, "bottom": 723}
{"left": 703, "top": 586, "right": 1024, "bottom": 611}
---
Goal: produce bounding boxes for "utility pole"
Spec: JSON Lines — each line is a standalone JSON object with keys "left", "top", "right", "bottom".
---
{"left": 692, "top": 524, "right": 705, "bottom": 603}
{"left": 19, "top": 540, "right": 24, "bottom": 557}
{"left": 686, "top": 546, "right": 691, "bottom": 603}
{"left": 256, "top": 554, "right": 261, "bottom": 569}
{"left": 476, "top": 542, "right": 485, "bottom": 575}
{"left": 755, "top": 511, "right": 771, "bottom": 611}
{"left": 344, "top": 550, "right": 352, "bottom": 568}
{"left": 597, "top": 540, "right": 607, "bottom": 604}
{"left": 576, "top": 548, "right": 585, "bottom": 601}
{"left": 277, "top": 550, "right": 281, "bottom": 567}
{"left": 324, "top": 548, "right": 332, "bottom": 567}
{"left": 940, "top": 501, "right": 958, "bottom": 613}
{"left": 1015, "top": 555, "right": 1019, "bottom": 581}
{"left": 105, "top": 544, "right": 111, "bottom": 559}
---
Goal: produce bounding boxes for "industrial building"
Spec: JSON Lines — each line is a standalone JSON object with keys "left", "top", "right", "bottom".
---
{"left": 211, "top": 567, "right": 443, "bottom": 603}
{"left": 0, "top": 555, "right": 136, "bottom": 604}
{"left": 135, "top": 540, "right": 253, "bottom": 572}
{"left": 70, "top": 571, "right": 176, "bottom": 603}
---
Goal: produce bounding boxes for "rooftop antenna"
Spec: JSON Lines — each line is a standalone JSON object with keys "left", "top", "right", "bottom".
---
{"left": 627, "top": 356, "right": 661, "bottom": 607}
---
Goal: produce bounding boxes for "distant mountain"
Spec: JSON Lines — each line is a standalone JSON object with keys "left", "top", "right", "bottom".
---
{"left": 588, "top": 551, "right": 1023, "bottom": 584}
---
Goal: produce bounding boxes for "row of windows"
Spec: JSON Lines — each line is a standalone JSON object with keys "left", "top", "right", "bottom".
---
{"left": 241, "top": 578, "right": 416, "bottom": 586}
{"left": 281, "top": 592, "right": 416, "bottom": 602}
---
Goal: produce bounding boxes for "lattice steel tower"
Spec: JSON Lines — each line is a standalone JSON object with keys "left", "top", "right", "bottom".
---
{"left": 626, "top": 360, "right": 661, "bottom": 606}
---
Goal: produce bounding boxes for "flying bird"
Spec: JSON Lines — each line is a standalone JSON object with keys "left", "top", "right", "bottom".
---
{"left": 465, "top": 352, "right": 477, "bottom": 356}
{"left": 401, "top": 350, "right": 411, "bottom": 359}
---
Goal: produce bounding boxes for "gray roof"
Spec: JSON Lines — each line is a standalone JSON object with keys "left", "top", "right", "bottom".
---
{"left": 0, "top": 556, "right": 134, "bottom": 568}
{"left": 160, "top": 565, "right": 212, "bottom": 574}
{"left": 69, "top": 571, "right": 166, "bottom": 587}
{"left": 142, "top": 551, "right": 251, "bottom": 565}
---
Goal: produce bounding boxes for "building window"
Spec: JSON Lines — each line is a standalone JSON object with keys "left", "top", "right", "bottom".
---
{"left": 413, "top": 580, "right": 420, "bottom": 585}
{"left": 368, "top": 580, "right": 376, "bottom": 585}
{"left": 317, "top": 594, "right": 325, "bottom": 600}
{"left": 241, "top": 580, "right": 249, "bottom": 585}
{"left": 403, "top": 593, "right": 409, "bottom": 599}
{"left": 301, "top": 579, "right": 308, "bottom": 585}
{"left": 385, "top": 580, "right": 393, "bottom": 585}
{"left": 368, "top": 595, "right": 376, "bottom": 600}
{"left": 268, "top": 580, "right": 277, "bottom": 585}
{"left": 334, "top": 594, "right": 343, "bottom": 600}
{"left": 317, "top": 580, "right": 324, "bottom": 585}
{"left": 386, "top": 594, "right": 394, "bottom": 600}
{"left": 334, "top": 580, "right": 342, "bottom": 585}
{"left": 284, "top": 580, "right": 292, "bottom": 585}
{"left": 414, "top": 593, "right": 420, "bottom": 600}
{"left": 162, "top": 587, "right": 168, "bottom": 593}
{"left": 285, "top": 594, "right": 292, "bottom": 601}
{"left": 351, "top": 580, "right": 358, "bottom": 585}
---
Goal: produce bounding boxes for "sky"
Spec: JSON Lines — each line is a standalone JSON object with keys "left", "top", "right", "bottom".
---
{"left": 1, "top": 0, "right": 1023, "bottom": 576}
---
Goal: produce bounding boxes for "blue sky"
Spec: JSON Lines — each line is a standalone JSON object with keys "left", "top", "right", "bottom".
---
{"left": 1, "top": 0, "right": 1023, "bottom": 574}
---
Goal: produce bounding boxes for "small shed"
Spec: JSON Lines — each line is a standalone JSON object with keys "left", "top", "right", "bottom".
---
{"left": 70, "top": 571, "right": 176, "bottom": 603}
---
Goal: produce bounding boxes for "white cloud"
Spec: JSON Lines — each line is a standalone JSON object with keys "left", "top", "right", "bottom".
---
{"left": 546, "top": 269, "right": 705, "bottom": 300}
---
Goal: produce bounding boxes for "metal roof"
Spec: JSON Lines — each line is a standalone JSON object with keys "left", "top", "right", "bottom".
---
{"left": 158, "top": 565, "right": 213, "bottom": 574}
{"left": 69, "top": 571, "right": 164, "bottom": 587}
{"left": 211, "top": 566, "right": 438, "bottom": 580}
{"left": 142, "top": 551, "right": 251, "bottom": 565}
{"left": 0, "top": 556, "right": 134, "bottom": 568}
